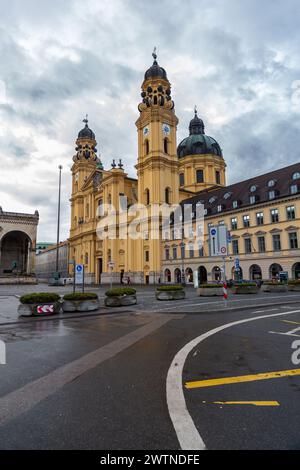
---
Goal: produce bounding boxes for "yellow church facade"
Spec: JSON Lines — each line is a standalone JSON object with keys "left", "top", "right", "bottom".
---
{"left": 68, "top": 52, "right": 300, "bottom": 285}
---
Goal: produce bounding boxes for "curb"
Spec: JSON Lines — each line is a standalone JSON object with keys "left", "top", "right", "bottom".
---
{"left": 0, "top": 308, "right": 134, "bottom": 327}
{"left": 1, "top": 298, "right": 300, "bottom": 327}
{"left": 152, "top": 299, "right": 300, "bottom": 315}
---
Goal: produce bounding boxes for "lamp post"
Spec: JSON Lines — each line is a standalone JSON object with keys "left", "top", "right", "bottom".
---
{"left": 55, "top": 165, "right": 63, "bottom": 279}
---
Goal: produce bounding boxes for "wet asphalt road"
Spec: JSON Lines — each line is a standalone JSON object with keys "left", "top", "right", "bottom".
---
{"left": 0, "top": 303, "right": 300, "bottom": 450}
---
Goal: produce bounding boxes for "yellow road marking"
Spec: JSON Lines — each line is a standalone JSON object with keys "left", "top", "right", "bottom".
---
{"left": 212, "top": 401, "right": 279, "bottom": 406}
{"left": 282, "top": 320, "right": 300, "bottom": 325}
{"left": 185, "top": 368, "right": 300, "bottom": 389}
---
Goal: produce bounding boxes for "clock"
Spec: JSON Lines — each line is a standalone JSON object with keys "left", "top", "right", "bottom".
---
{"left": 143, "top": 126, "right": 150, "bottom": 137}
{"left": 162, "top": 124, "right": 170, "bottom": 135}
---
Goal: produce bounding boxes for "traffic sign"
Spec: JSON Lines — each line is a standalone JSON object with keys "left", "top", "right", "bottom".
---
{"left": 75, "top": 264, "right": 84, "bottom": 284}
{"left": 37, "top": 305, "right": 54, "bottom": 314}
{"left": 209, "top": 225, "right": 228, "bottom": 257}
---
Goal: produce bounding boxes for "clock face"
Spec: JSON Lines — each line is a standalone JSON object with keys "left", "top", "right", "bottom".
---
{"left": 162, "top": 124, "right": 170, "bottom": 135}
{"left": 143, "top": 126, "right": 150, "bottom": 137}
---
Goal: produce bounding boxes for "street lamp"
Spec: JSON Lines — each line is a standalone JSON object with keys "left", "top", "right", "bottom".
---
{"left": 55, "top": 165, "right": 63, "bottom": 279}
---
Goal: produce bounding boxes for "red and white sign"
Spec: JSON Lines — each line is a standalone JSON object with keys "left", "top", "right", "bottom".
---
{"left": 37, "top": 305, "right": 54, "bottom": 314}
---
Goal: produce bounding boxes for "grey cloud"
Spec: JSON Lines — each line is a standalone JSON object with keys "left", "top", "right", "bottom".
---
{"left": 0, "top": 0, "right": 300, "bottom": 240}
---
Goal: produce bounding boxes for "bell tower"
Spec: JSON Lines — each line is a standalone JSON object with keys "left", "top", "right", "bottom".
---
{"left": 70, "top": 116, "right": 102, "bottom": 233}
{"left": 135, "top": 49, "right": 180, "bottom": 283}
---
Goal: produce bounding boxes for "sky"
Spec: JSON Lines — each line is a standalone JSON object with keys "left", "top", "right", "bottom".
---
{"left": 1, "top": 0, "right": 300, "bottom": 241}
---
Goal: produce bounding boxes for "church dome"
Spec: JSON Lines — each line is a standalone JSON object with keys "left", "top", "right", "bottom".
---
{"left": 144, "top": 49, "right": 167, "bottom": 81}
{"left": 177, "top": 109, "right": 222, "bottom": 158}
{"left": 78, "top": 117, "right": 95, "bottom": 140}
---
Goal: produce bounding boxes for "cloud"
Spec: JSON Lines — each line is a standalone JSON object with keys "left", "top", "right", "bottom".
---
{"left": 0, "top": 0, "right": 300, "bottom": 240}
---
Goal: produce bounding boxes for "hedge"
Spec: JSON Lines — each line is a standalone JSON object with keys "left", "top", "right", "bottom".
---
{"left": 63, "top": 293, "right": 98, "bottom": 301}
{"left": 105, "top": 287, "right": 136, "bottom": 297}
{"left": 233, "top": 282, "right": 257, "bottom": 287}
{"left": 288, "top": 280, "right": 300, "bottom": 285}
{"left": 199, "top": 284, "right": 223, "bottom": 288}
{"left": 263, "top": 281, "right": 285, "bottom": 286}
{"left": 156, "top": 285, "right": 184, "bottom": 292}
{"left": 20, "top": 293, "right": 61, "bottom": 304}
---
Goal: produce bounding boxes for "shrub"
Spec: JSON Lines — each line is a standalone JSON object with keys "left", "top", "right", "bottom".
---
{"left": 263, "top": 281, "right": 284, "bottom": 285}
{"left": 233, "top": 282, "right": 257, "bottom": 287}
{"left": 20, "top": 293, "right": 61, "bottom": 304}
{"left": 288, "top": 280, "right": 300, "bottom": 285}
{"left": 156, "top": 285, "right": 184, "bottom": 292}
{"left": 199, "top": 284, "right": 223, "bottom": 288}
{"left": 63, "top": 292, "right": 98, "bottom": 301}
{"left": 105, "top": 287, "right": 136, "bottom": 297}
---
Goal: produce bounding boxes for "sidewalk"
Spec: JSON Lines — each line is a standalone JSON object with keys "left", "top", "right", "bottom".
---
{"left": 1, "top": 286, "right": 300, "bottom": 325}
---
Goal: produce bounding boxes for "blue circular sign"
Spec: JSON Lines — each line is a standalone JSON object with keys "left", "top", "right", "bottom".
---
{"left": 76, "top": 265, "right": 83, "bottom": 272}
{"left": 211, "top": 229, "right": 217, "bottom": 236}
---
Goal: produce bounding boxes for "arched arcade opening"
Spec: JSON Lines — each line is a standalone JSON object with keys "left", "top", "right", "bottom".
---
{"left": 0, "top": 231, "right": 32, "bottom": 275}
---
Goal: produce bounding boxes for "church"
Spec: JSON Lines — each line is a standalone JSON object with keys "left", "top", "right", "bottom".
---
{"left": 69, "top": 52, "right": 300, "bottom": 285}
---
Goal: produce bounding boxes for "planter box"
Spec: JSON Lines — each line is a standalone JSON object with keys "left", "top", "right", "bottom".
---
{"left": 197, "top": 287, "right": 223, "bottom": 297}
{"left": 105, "top": 294, "right": 137, "bottom": 307}
{"left": 232, "top": 286, "right": 259, "bottom": 294}
{"left": 155, "top": 290, "right": 186, "bottom": 301}
{"left": 62, "top": 299, "right": 100, "bottom": 312}
{"left": 261, "top": 284, "right": 288, "bottom": 293}
{"left": 288, "top": 285, "right": 300, "bottom": 292}
{"left": 18, "top": 301, "right": 61, "bottom": 317}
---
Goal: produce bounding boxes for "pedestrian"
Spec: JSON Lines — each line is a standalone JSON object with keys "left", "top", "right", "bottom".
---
{"left": 127, "top": 276, "right": 131, "bottom": 285}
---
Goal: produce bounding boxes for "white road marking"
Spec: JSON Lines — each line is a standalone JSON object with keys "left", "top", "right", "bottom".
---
{"left": 166, "top": 308, "right": 300, "bottom": 451}
{"left": 285, "top": 326, "right": 300, "bottom": 335}
{"left": 269, "top": 331, "right": 300, "bottom": 338}
{"left": 156, "top": 294, "right": 300, "bottom": 312}
{"left": 269, "top": 325, "right": 300, "bottom": 337}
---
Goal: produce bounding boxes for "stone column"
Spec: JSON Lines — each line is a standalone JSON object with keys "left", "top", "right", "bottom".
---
{"left": 26, "top": 240, "right": 32, "bottom": 275}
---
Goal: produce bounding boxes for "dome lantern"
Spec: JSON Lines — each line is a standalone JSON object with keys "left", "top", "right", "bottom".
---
{"left": 78, "top": 115, "right": 96, "bottom": 140}
{"left": 189, "top": 106, "right": 205, "bottom": 135}
{"left": 177, "top": 109, "right": 223, "bottom": 159}
{"left": 144, "top": 47, "right": 168, "bottom": 81}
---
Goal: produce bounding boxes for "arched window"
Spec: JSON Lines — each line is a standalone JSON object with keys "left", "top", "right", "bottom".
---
{"left": 185, "top": 268, "right": 193, "bottom": 283}
{"left": 174, "top": 268, "right": 181, "bottom": 283}
{"left": 164, "top": 138, "right": 169, "bottom": 154}
{"left": 269, "top": 263, "right": 282, "bottom": 279}
{"left": 164, "top": 269, "right": 171, "bottom": 283}
{"left": 145, "top": 139, "right": 149, "bottom": 155}
{"left": 145, "top": 188, "right": 150, "bottom": 205}
{"left": 165, "top": 187, "right": 170, "bottom": 204}
{"left": 179, "top": 173, "right": 184, "bottom": 186}
{"left": 212, "top": 266, "right": 222, "bottom": 281}
{"left": 249, "top": 264, "right": 262, "bottom": 280}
